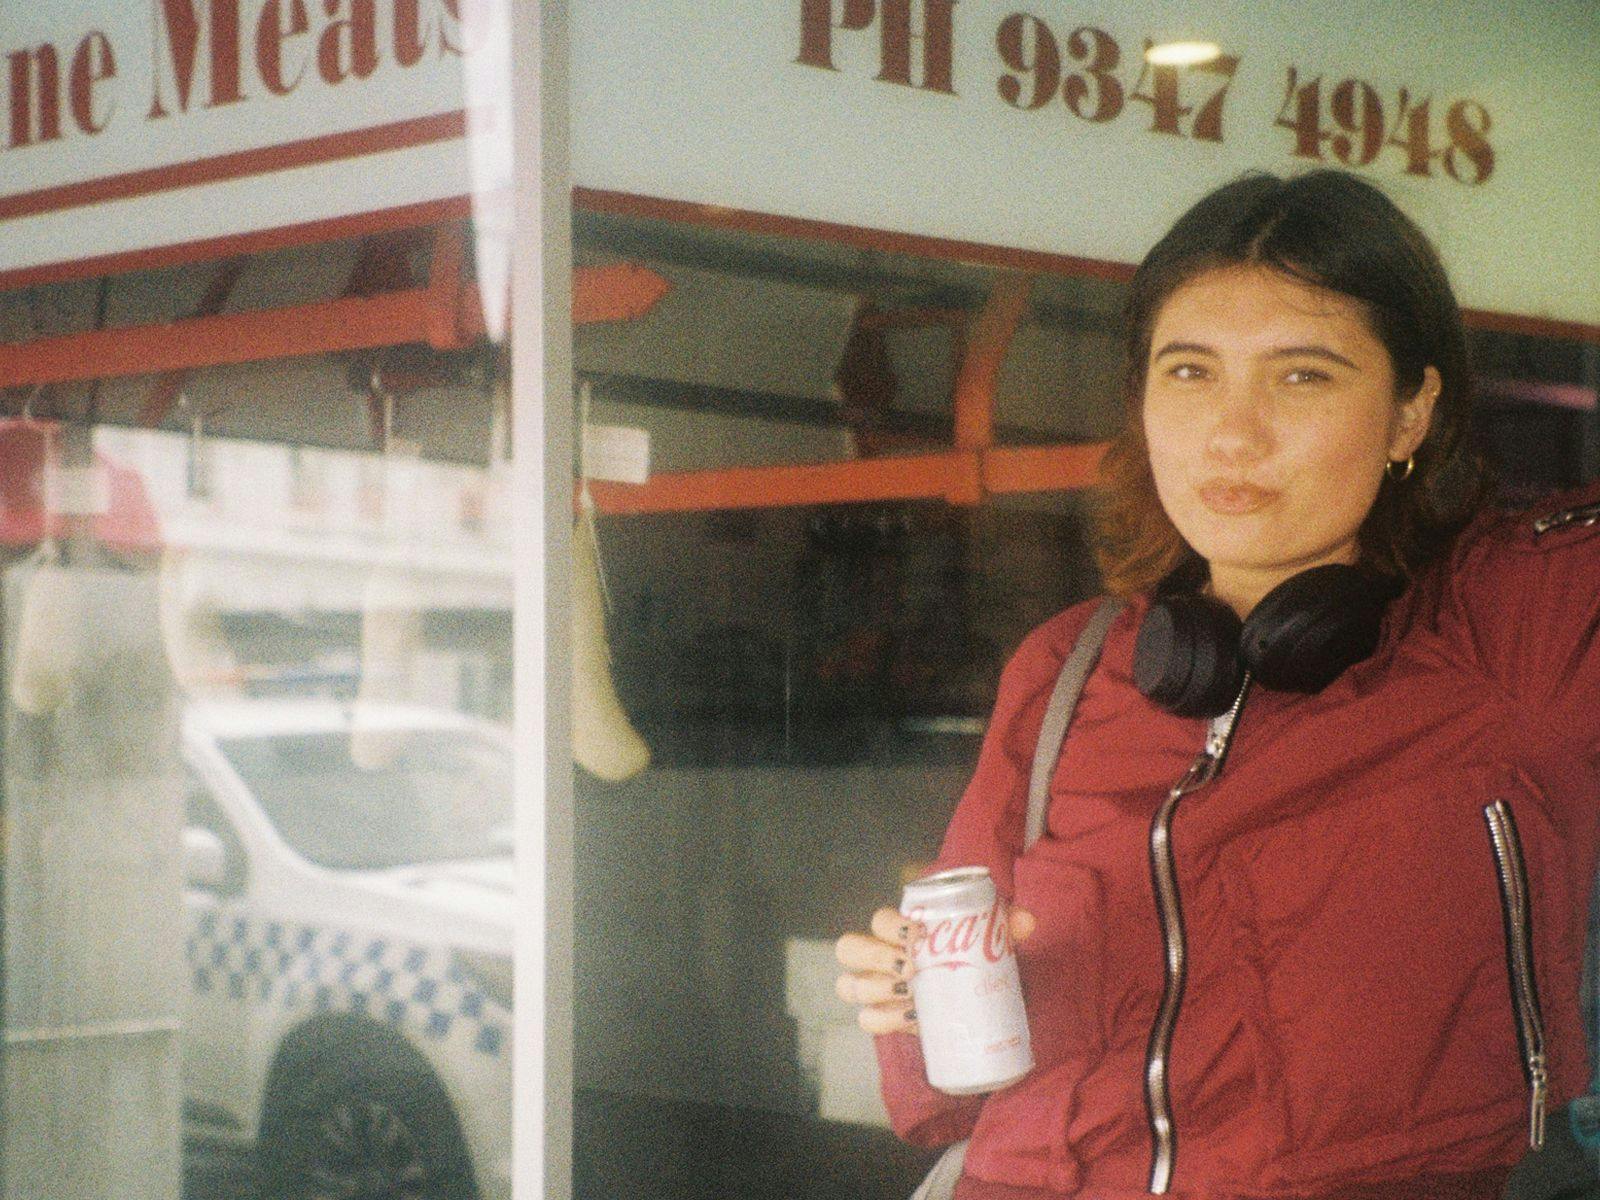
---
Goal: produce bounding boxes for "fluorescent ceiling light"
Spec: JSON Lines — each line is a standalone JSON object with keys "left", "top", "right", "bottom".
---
{"left": 1145, "top": 41, "right": 1223, "bottom": 66}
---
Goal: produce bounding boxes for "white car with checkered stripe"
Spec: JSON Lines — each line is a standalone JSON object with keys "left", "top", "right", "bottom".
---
{"left": 180, "top": 699, "right": 512, "bottom": 1200}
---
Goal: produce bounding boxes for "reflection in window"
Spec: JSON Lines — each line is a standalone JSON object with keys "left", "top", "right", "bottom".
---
{"left": 2, "top": 221, "right": 517, "bottom": 1200}
{"left": 569, "top": 209, "right": 1600, "bottom": 1200}
{"left": 217, "top": 724, "right": 512, "bottom": 870}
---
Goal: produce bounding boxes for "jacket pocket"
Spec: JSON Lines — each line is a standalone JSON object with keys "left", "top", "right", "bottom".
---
{"left": 1010, "top": 851, "right": 1108, "bottom": 1064}
{"left": 1483, "top": 798, "right": 1548, "bottom": 1150}
{"left": 970, "top": 852, "right": 1104, "bottom": 1193}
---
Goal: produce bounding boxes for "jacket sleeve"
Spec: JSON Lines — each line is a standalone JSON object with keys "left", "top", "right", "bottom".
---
{"left": 1444, "top": 481, "right": 1600, "bottom": 757}
{"left": 873, "top": 602, "right": 1097, "bottom": 1146}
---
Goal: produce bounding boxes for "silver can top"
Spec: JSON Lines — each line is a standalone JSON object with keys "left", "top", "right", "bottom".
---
{"left": 901, "top": 865, "right": 995, "bottom": 910}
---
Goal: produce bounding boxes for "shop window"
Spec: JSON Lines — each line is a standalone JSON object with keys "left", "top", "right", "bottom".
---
{"left": 568, "top": 208, "right": 1600, "bottom": 1200}
{"left": 0, "top": 227, "right": 516, "bottom": 1200}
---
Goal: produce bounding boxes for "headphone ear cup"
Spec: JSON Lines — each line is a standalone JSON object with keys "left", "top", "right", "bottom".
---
{"left": 1133, "top": 594, "right": 1246, "bottom": 718}
{"left": 1240, "top": 564, "right": 1393, "bottom": 692}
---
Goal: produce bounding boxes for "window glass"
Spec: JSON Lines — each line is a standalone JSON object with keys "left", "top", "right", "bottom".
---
{"left": 0, "top": 0, "right": 523, "bottom": 1189}
{"left": 568, "top": 201, "right": 1600, "bottom": 1200}
{"left": 2, "top": 143, "right": 517, "bottom": 1200}
{"left": 219, "top": 727, "right": 512, "bottom": 869}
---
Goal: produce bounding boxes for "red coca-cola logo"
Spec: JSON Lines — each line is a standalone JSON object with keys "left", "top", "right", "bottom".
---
{"left": 909, "top": 899, "right": 1009, "bottom": 967}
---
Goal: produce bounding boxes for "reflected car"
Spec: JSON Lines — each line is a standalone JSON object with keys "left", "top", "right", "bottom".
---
{"left": 179, "top": 699, "right": 513, "bottom": 1200}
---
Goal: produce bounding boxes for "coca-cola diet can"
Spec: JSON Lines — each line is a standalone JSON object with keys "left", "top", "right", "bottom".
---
{"left": 900, "top": 866, "right": 1033, "bottom": 1094}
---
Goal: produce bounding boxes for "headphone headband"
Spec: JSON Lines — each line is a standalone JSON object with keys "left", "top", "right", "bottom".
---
{"left": 1133, "top": 561, "right": 1397, "bottom": 717}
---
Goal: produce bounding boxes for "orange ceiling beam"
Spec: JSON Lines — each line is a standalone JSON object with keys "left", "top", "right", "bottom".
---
{"left": 952, "top": 273, "right": 1033, "bottom": 452}
{"left": 578, "top": 269, "right": 1106, "bottom": 516}
{"left": 586, "top": 452, "right": 981, "bottom": 514}
{"left": 0, "top": 290, "right": 456, "bottom": 389}
{"left": 0, "top": 263, "right": 665, "bottom": 394}
{"left": 583, "top": 441, "right": 1108, "bottom": 515}
{"left": 573, "top": 264, "right": 671, "bottom": 324}
{"left": 982, "top": 442, "right": 1108, "bottom": 494}
{"left": 425, "top": 223, "right": 470, "bottom": 348}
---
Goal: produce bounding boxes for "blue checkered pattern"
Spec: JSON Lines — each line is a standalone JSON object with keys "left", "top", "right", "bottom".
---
{"left": 185, "top": 906, "right": 508, "bottom": 1059}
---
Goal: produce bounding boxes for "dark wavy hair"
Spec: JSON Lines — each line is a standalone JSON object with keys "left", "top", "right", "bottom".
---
{"left": 1093, "top": 169, "right": 1492, "bottom": 597}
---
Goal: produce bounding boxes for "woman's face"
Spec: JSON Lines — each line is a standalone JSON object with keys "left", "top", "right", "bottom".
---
{"left": 1142, "top": 265, "right": 1437, "bottom": 610}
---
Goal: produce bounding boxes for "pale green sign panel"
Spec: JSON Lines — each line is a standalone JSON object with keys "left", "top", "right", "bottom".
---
{"left": 571, "top": 0, "right": 1600, "bottom": 328}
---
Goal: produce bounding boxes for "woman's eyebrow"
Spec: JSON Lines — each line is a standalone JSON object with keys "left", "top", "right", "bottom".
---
{"left": 1151, "top": 340, "right": 1215, "bottom": 360}
{"left": 1151, "top": 341, "right": 1362, "bottom": 371}
{"left": 1266, "top": 345, "right": 1360, "bottom": 370}
{"left": 1254, "top": 342, "right": 1356, "bottom": 371}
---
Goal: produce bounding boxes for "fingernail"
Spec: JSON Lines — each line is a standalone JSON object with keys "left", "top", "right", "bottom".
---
{"left": 906, "top": 1009, "right": 917, "bottom": 1024}
{"left": 892, "top": 981, "right": 908, "bottom": 996}
{"left": 898, "top": 923, "right": 910, "bottom": 941}
{"left": 893, "top": 958, "right": 907, "bottom": 975}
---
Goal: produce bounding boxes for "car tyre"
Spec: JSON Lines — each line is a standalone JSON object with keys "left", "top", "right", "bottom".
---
{"left": 258, "top": 1028, "right": 477, "bottom": 1200}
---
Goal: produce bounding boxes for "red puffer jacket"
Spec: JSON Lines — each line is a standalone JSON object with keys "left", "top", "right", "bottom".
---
{"left": 877, "top": 484, "right": 1600, "bottom": 1200}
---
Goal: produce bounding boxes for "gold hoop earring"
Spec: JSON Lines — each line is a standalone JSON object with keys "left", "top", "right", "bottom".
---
{"left": 1386, "top": 455, "right": 1415, "bottom": 482}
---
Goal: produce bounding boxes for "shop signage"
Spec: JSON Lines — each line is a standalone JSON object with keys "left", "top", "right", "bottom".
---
{"left": 0, "top": 0, "right": 479, "bottom": 278}
{"left": 4, "top": 1, "right": 1598, "bottom": 331}
{"left": 569, "top": 0, "right": 1600, "bottom": 329}
{"left": 2, "top": 0, "right": 466, "bottom": 146}
{"left": 793, "top": 3, "right": 1497, "bottom": 187}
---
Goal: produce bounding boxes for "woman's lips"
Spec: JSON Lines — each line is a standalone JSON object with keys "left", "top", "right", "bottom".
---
{"left": 1197, "top": 481, "right": 1278, "bottom": 515}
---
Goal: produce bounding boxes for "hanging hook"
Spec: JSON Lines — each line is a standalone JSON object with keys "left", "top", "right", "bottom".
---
{"left": 181, "top": 391, "right": 214, "bottom": 500}
{"left": 370, "top": 366, "right": 396, "bottom": 455}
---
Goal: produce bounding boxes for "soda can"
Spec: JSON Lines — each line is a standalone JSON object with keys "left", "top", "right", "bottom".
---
{"left": 900, "top": 866, "right": 1033, "bottom": 1094}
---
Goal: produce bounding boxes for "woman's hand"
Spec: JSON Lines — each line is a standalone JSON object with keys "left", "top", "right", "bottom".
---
{"left": 834, "top": 908, "right": 919, "bottom": 1034}
{"left": 834, "top": 905, "right": 1036, "bottom": 1035}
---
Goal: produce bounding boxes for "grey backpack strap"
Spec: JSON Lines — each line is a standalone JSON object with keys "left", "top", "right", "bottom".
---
{"left": 1023, "top": 597, "right": 1124, "bottom": 852}
{"left": 909, "top": 1140, "right": 967, "bottom": 1200}
{"left": 909, "top": 598, "right": 1124, "bottom": 1200}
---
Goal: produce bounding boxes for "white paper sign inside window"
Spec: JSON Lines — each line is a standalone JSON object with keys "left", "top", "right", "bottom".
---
{"left": 582, "top": 425, "right": 651, "bottom": 485}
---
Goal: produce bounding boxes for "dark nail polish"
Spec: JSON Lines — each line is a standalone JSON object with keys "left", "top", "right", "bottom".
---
{"left": 906, "top": 1009, "right": 917, "bottom": 1024}
{"left": 894, "top": 958, "right": 907, "bottom": 975}
{"left": 893, "top": 981, "right": 908, "bottom": 996}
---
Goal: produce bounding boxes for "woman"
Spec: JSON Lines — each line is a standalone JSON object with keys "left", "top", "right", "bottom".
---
{"left": 835, "top": 169, "right": 1600, "bottom": 1199}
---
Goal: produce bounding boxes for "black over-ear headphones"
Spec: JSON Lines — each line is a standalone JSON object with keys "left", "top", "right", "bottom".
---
{"left": 1132, "top": 558, "right": 1401, "bottom": 718}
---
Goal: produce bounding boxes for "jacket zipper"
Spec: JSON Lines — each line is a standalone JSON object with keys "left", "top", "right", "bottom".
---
{"left": 1145, "top": 676, "right": 1251, "bottom": 1195}
{"left": 1482, "top": 799, "right": 1548, "bottom": 1150}
{"left": 1531, "top": 500, "right": 1600, "bottom": 536}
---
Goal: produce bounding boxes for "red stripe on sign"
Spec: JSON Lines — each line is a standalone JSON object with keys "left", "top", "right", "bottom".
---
{"left": 0, "top": 110, "right": 467, "bottom": 223}
{"left": 0, "top": 197, "right": 473, "bottom": 292}
{"left": 573, "top": 186, "right": 1139, "bottom": 284}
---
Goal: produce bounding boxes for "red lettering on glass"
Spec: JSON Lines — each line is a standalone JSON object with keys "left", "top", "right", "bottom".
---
{"left": 68, "top": 32, "right": 117, "bottom": 135}
{"left": 797, "top": 0, "right": 876, "bottom": 71}
{"left": 149, "top": 0, "right": 246, "bottom": 118}
{"left": 255, "top": 0, "right": 311, "bottom": 96}
{"left": 9, "top": 45, "right": 62, "bottom": 147}
{"left": 317, "top": 0, "right": 378, "bottom": 85}
{"left": 1277, "top": 66, "right": 1494, "bottom": 185}
{"left": 798, "top": 0, "right": 954, "bottom": 94}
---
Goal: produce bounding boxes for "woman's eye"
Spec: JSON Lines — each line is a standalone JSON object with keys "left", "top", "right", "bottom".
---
{"left": 1168, "top": 363, "right": 1208, "bottom": 382}
{"left": 1284, "top": 368, "right": 1330, "bottom": 385}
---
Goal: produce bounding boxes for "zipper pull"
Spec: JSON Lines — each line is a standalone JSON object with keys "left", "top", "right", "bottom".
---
{"left": 1529, "top": 1054, "right": 1547, "bottom": 1150}
{"left": 1203, "top": 717, "right": 1230, "bottom": 760}
{"left": 1532, "top": 500, "right": 1600, "bottom": 536}
{"left": 1203, "top": 673, "right": 1252, "bottom": 762}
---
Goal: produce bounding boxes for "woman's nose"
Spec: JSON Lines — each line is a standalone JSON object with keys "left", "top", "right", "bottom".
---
{"left": 1204, "top": 385, "right": 1273, "bottom": 465}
